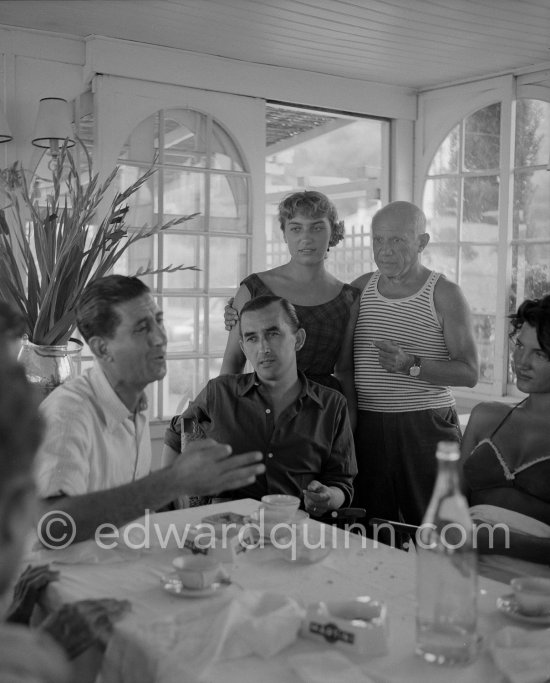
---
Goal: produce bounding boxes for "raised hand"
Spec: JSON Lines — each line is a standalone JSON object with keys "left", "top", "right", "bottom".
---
{"left": 5, "top": 564, "right": 60, "bottom": 624}
{"left": 172, "top": 438, "right": 265, "bottom": 496}
{"left": 373, "top": 338, "right": 413, "bottom": 374}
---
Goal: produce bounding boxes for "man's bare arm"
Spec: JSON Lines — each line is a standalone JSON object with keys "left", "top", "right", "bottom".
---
{"left": 374, "top": 278, "right": 478, "bottom": 387}
{"left": 425, "top": 277, "right": 479, "bottom": 387}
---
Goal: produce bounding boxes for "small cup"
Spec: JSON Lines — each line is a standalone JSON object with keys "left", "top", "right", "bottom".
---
{"left": 511, "top": 576, "right": 550, "bottom": 615}
{"left": 172, "top": 555, "right": 226, "bottom": 590}
{"left": 260, "top": 494, "right": 300, "bottom": 524}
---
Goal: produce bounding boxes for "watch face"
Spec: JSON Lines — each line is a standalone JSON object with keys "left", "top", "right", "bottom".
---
{"left": 409, "top": 365, "right": 421, "bottom": 377}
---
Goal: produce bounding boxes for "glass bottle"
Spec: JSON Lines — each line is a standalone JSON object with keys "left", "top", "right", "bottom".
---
{"left": 415, "top": 440, "right": 478, "bottom": 665}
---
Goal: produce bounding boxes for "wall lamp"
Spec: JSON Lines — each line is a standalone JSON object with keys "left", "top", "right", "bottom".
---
{"left": 31, "top": 97, "right": 75, "bottom": 166}
{"left": 0, "top": 104, "right": 13, "bottom": 143}
{"left": 0, "top": 97, "right": 75, "bottom": 163}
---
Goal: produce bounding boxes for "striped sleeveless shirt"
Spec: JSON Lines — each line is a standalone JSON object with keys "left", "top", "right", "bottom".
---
{"left": 354, "top": 270, "right": 454, "bottom": 412}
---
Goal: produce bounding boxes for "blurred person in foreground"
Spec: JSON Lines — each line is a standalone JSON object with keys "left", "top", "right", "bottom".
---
{"left": 461, "top": 294, "right": 550, "bottom": 580}
{"left": 0, "top": 360, "right": 128, "bottom": 682}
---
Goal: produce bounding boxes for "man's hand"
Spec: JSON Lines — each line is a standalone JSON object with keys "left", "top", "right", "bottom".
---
{"left": 40, "top": 598, "right": 131, "bottom": 660}
{"left": 224, "top": 297, "right": 239, "bottom": 332}
{"left": 373, "top": 339, "right": 413, "bottom": 374}
{"left": 303, "top": 480, "right": 336, "bottom": 517}
{"left": 171, "top": 438, "right": 265, "bottom": 495}
{"left": 5, "top": 564, "right": 60, "bottom": 625}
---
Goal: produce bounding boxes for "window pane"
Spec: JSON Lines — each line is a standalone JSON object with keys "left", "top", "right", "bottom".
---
{"left": 510, "top": 243, "right": 550, "bottom": 313}
{"left": 163, "top": 170, "right": 205, "bottom": 229}
{"left": 460, "top": 245, "right": 498, "bottom": 314}
{"left": 513, "top": 168, "right": 550, "bottom": 240}
{"left": 463, "top": 103, "right": 500, "bottom": 171}
{"left": 462, "top": 176, "right": 499, "bottom": 242}
{"left": 209, "top": 357, "right": 224, "bottom": 378}
{"left": 116, "top": 165, "right": 157, "bottom": 226}
{"left": 208, "top": 297, "right": 230, "bottom": 354}
{"left": 265, "top": 103, "right": 387, "bottom": 280}
{"left": 515, "top": 99, "right": 550, "bottom": 168}
{"left": 212, "top": 121, "right": 245, "bottom": 171}
{"left": 119, "top": 113, "right": 158, "bottom": 163}
{"left": 209, "top": 174, "right": 249, "bottom": 233}
{"left": 428, "top": 125, "right": 459, "bottom": 175}
{"left": 422, "top": 244, "right": 457, "bottom": 281}
{"left": 116, "top": 107, "right": 251, "bottom": 420}
{"left": 163, "top": 358, "right": 205, "bottom": 418}
{"left": 113, "top": 235, "right": 156, "bottom": 291}
{"left": 163, "top": 297, "right": 200, "bottom": 353}
{"left": 460, "top": 244, "right": 498, "bottom": 384}
{"left": 423, "top": 177, "right": 459, "bottom": 241}
{"left": 163, "top": 110, "right": 207, "bottom": 168}
{"left": 162, "top": 234, "right": 205, "bottom": 289}
{"left": 266, "top": 222, "right": 289, "bottom": 269}
{"left": 209, "top": 237, "right": 248, "bottom": 289}
{"left": 472, "top": 313, "right": 495, "bottom": 384}
{"left": 327, "top": 224, "right": 374, "bottom": 283}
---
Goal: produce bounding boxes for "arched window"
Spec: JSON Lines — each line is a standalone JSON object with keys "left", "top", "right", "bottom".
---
{"left": 114, "top": 108, "right": 252, "bottom": 418}
{"left": 422, "top": 100, "right": 550, "bottom": 393}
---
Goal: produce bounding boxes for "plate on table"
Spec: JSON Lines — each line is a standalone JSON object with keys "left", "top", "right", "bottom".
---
{"left": 497, "top": 593, "right": 550, "bottom": 625}
{"left": 160, "top": 572, "right": 229, "bottom": 598}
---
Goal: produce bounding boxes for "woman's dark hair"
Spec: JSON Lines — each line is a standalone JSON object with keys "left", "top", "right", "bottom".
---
{"left": 509, "top": 294, "right": 550, "bottom": 356}
{"left": 76, "top": 275, "right": 150, "bottom": 342}
{"left": 278, "top": 190, "right": 345, "bottom": 247}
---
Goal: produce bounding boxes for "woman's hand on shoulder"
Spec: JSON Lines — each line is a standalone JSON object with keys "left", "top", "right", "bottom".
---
{"left": 224, "top": 297, "right": 238, "bottom": 331}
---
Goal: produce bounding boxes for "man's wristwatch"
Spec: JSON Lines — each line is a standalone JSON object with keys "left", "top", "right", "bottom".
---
{"left": 409, "top": 355, "right": 422, "bottom": 377}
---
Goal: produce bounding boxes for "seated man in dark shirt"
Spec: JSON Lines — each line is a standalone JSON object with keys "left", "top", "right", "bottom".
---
{"left": 164, "top": 295, "right": 357, "bottom": 516}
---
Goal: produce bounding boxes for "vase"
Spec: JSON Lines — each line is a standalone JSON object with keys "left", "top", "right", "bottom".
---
{"left": 17, "top": 337, "right": 83, "bottom": 400}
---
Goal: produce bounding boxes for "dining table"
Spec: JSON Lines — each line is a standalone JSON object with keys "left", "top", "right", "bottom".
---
{"left": 35, "top": 498, "right": 537, "bottom": 683}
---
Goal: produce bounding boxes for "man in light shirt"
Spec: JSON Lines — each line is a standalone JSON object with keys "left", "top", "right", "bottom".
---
{"left": 36, "top": 275, "right": 265, "bottom": 545}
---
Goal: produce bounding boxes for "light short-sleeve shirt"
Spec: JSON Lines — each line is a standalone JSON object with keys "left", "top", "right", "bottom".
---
{"left": 35, "top": 364, "right": 152, "bottom": 497}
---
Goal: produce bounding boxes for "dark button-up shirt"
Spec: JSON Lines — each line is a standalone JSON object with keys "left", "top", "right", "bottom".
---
{"left": 164, "top": 372, "right": 356, "bottom": 505}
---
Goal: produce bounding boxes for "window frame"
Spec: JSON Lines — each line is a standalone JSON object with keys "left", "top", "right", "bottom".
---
{"left": 419, "top": 86, "right": 550, "bottom": 403}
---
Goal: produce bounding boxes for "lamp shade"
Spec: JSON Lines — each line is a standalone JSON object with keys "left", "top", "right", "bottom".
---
{"left": 31, "top": 97, "right": 75, "bottom": 149}
{"left": 0, "top": 105, "right": 13, "bottom": 143}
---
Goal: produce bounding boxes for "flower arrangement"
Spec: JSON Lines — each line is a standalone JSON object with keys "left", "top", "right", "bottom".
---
{"left": 0, "top": 142, "right": 197, "bottom": 345}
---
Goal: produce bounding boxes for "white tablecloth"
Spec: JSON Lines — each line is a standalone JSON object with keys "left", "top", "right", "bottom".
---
{"left": 40, "top": 499, "right": 518, "bottom": 683}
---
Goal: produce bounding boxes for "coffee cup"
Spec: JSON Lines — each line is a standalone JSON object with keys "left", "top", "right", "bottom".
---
{"left": 172, "top": 555, "right": 226, "bottom": 590}
{"left": 260, "top": 494, "right": 300, "bottom": 524}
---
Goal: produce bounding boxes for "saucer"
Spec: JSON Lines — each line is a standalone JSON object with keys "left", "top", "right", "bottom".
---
{"left": 497, "top": 593, "right": 550, "bottom": 625}
{"left": 160, "top": 572, "right": 229, "bottom": 598}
